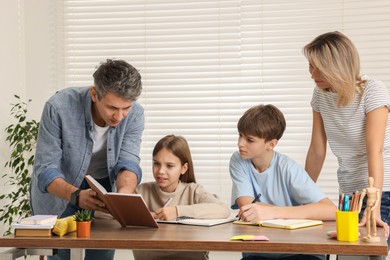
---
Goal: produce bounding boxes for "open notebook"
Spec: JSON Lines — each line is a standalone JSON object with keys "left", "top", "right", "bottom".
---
{"left": 233, "top": 219, "right": 323, "bottom": 230}
{"left": 158, "top": 217, "right": 236, "bottom": 227}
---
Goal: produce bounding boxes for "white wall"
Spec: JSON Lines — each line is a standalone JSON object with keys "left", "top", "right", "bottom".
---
{"left": 24, "top": 0, "right": 57, "bottom": 119}
{"left": 0, "top": 0, "right": 53, "bottom": 235}
{"left": 0, "top": 0, "right": 27, "bottom": 236}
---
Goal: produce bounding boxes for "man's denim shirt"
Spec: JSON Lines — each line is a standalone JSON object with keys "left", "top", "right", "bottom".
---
{"left": 30, "top": 87, "right": 144, "bottom": 215}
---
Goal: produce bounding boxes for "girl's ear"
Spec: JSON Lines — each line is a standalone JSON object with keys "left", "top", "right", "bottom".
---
{"left": 181, "top": 162, "right": 189, "bottom": 175}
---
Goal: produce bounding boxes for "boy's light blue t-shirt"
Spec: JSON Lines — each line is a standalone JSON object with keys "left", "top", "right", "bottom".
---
{"left": 230, "top": 151, "right": 326, "bottom": 209}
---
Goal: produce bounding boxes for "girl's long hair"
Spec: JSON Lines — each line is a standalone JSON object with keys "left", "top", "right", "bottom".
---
{"left": 153, "top": 135, "right": 196, "bottom": 183}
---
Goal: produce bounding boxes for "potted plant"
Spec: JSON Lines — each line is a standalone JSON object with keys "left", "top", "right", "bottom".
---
{"left": 73, "top": 209, "right": 93, "bottom": 238}
{"left": 0, "top": 96, "right": 39, "bottom": 235}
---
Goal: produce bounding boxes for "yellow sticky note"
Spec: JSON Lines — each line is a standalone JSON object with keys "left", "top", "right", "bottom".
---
{"left": 230, "top": 235, "right": 254, "bottom": 241}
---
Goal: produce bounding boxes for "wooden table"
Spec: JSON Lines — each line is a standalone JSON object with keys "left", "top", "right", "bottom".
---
{"left": 0, "top": 218, "right": 387, "bottom": 259}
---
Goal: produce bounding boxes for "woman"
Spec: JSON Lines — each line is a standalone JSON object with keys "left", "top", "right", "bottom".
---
{"left": 303, "top": 31, "right": 390, "bottom": 244}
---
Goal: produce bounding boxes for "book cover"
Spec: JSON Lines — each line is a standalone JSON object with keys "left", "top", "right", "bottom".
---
{"left": 233, "top": 219, "right": 323, "bottom": 230}
{"left": 232, "top": 220, "right": 260, "bottom": 226}
{"left": 260, "top": 219, "right": 323, "bottom": 230}
{"left": 15, "top": 228, "right": 52, "bottom": 237}
{"left": 19, "top": 215, "right": 57, "bottom": 225}
{"left": 158, "top": 217, "right": 236, "bottom": 227}
{"left": 85, "top": 175, "right": 158, "bottom": 228}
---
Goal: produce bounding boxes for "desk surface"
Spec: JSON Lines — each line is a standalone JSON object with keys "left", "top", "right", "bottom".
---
{"left": 0, "top": 219, "right": 387, "bottom": 256}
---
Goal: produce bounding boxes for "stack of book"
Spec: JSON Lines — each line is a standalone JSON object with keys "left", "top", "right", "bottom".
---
{"left": 12, "top": 215, "right": 58, "bottom": 237}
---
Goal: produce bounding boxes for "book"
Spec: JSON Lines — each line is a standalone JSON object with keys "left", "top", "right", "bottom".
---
{"left": 19, "top": 215, "right": 58, "bottom": 225}
{"left": 233, "top": 219, "right": 323, "bottom": 230}
{"left": 157, "top": 217, "right": 236, "bottom": 227}
{"left": 12, "top": 221, "right": 55, "bottom": 237}
{"left": 12, "top": 223, "right": 55, "bottom": 229}
{"left": 14, "top": 228, "right": 52, "bottom": 237}
{"left": 85, "top": 175, "right": 158, "bottom": 228}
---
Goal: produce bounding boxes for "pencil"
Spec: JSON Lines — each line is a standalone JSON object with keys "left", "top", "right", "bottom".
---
{"left": 353, "top": 191, "right": 359, "bottom": 211}
{"left": 349, "top": 193, "right": 355, "bottom": 211}
{"left": 339, "top": 193, "right": 344, "bottom": 210}
{"left": 163, "top": 198, "right": 173, "bottom": 207}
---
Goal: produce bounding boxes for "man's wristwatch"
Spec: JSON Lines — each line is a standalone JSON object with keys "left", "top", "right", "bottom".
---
{"left": 70, "top": 189, "right": 81, "bottom": 207}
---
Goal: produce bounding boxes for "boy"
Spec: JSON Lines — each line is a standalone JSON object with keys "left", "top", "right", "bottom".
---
{"left": 230, "top": 104, "right": 336, "bottom": 260}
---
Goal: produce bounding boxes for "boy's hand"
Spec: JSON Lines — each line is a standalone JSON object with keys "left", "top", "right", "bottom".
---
{"left": 239, "top": 203, "right": 274, "bottom": 222}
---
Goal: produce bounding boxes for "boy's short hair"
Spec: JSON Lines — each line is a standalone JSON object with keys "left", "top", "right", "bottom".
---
{"left": 238, "top": 104, "right": 286, "bottom": 142}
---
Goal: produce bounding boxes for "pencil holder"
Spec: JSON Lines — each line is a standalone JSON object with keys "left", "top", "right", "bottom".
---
{"left": 336, "top": 210, "right": 359, "bottom": 242}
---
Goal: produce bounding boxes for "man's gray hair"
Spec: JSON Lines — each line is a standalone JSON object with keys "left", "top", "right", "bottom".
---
{"left": 93, "top": 59, "right": 142, "bottom": 101}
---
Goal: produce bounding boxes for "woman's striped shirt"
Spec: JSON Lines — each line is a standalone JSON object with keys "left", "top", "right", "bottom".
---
{"left": 311, "top": 76, "right": 390, "bottom": 194}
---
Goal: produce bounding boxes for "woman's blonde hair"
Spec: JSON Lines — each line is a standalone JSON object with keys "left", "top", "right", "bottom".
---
{"left": 303, "top": 31, "right": 366, "bottom": 107}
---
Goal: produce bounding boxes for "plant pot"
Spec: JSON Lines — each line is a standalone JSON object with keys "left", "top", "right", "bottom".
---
{"left": 76, "top": 221, "right": 91, "bottom": 238}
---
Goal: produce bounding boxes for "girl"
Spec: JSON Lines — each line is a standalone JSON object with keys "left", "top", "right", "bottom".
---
{"left": 133, "top": 134, "right": 230, "bottom": 260}
{"left": 303, "top": 31, "right": 390, "bottom": 244}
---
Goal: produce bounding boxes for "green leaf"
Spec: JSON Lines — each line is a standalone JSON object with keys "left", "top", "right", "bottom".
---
{"left": 1, "top": 97, "right": 38, "bottom": 235}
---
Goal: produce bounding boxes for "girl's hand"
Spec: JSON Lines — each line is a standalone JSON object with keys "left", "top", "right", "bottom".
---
{"left": 154, "top": 206, "right": 178, "bottom": 221}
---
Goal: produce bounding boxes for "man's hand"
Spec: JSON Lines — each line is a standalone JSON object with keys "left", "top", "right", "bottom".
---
{"left": 78, "top": 189, "right": 109, "bottom": 213}
{"left": 116, "top": 170, "right": 138, "bottom": 194}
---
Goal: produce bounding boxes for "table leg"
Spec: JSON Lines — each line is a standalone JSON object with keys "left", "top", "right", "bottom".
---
{"left": 0, "top": 248, "right": 54, "bottom": 259}
{"left": 338, "top": 256, "right": 385, "bottom": 260}
{"left": 70, "top": 248, "right": 83, "bottom": 260}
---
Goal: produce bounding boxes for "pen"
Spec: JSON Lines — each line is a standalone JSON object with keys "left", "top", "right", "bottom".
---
{"left": 252, "top": 193, "right": 262, "bottom": 203}
{"left": 163, "top": 198, "right": 173, "bottom": 208}
{"left": 343, "top": 195, "right": 350, "bottom": 211}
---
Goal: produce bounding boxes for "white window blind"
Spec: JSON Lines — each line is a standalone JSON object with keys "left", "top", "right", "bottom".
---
{"left": 57, "top": 0, "right": 390, "bottom": 206}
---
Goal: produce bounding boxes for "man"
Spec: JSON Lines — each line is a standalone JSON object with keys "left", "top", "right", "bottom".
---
{"left": 30, "top": 59, "right": 144, "bottom": 260}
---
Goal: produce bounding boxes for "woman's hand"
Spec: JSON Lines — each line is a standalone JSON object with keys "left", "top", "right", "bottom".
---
{"left": 358, "top": 209, "right": 389, "bottom": 239}
{"left": 376, "top": 218, "right": 389, "bottom": 239}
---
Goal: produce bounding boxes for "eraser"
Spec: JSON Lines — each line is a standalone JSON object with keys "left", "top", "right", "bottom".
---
{"left": 326, "top": 230, "right": 337, "bottom": 239}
